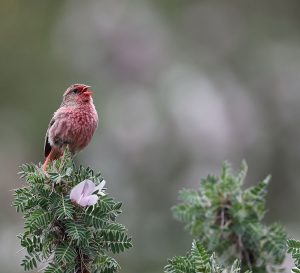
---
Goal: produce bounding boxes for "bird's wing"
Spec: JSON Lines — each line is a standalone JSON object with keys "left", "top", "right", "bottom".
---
{"left": 44, "top": 118, "right": 55, "bottom": 157}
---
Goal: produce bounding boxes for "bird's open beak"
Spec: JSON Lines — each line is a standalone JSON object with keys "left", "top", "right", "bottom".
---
{"left": 82, "top": 85, "right": 93, "bottom": 96}
{"left": 83, "top": 91, "right": 93, "bottom": 96}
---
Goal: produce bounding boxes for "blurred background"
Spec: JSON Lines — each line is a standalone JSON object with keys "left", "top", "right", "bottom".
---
{"left": 1, "top": 0, "right": 300, "bottom": 272}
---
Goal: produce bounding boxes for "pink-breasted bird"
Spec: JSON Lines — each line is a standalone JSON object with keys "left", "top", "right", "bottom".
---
{"left": 43, "top": 84, "right": 98, "bottom": 171}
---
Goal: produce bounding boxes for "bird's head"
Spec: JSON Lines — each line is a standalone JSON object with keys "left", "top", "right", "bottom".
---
{"left": 63, "top": 84, "right": 94, "bottom": 106}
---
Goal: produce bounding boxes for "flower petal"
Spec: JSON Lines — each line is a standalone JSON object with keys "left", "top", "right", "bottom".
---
{"left": 94, "top": 180, "right": 106, "bottom": 193}
{"left": 79, "top": 195, "right": 99, "bottom": 207}
{"left": 70, "top": 180, "right": 96, "bottom": 203}
{"left": 70, "top": 181, "right": 86, "bottom": 202}
{"left": 81, "top": 180, "right": 96, "bottom": 196}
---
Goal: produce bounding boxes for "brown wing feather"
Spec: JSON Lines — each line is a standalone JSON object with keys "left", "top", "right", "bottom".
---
{"left": 44, "top": 118, "right": 55, "bottom": 157}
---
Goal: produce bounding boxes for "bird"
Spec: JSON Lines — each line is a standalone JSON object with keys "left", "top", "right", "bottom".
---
{"left": 43, "top": 84, "right": 98, "bottom": 171}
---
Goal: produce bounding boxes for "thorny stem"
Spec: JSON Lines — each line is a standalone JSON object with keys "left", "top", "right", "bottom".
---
{"left": 216, "top": 199, "right": 231, "bottom": 230}
{"left": 237, "top": 234, "right": 253, "bottom": 271}
{"left": 216, "top": 198, "right": 255, "bottom": 271}
{"left": 221, "top": 207, "right": 225, "bottom": 229}
{"left": 76, "top": 246, "right": 89, "bottom": 273}
{"left": 59, "top": 151, "right": 67, "bottom": 172}
{"left": 51, "top": 161, "right": 88, "bottom": 272}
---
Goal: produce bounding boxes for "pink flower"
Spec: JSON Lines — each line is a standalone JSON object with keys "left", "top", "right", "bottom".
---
{"left": 70, "top": 179, "right": 106, "bottom": 207}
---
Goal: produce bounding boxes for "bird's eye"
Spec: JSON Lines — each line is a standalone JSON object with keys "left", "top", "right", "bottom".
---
{"left": 72, "top": 88, "right": 79, "bottom": 94}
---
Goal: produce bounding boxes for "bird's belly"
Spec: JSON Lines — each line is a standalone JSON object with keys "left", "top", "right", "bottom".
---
{"left": 50, "top": 111, "right": 97, "bottom": 154}
{"left": 69, "top": 123, "right": 96, "bottom": 152}
{"left": 68, "top": 116, "right": 97, "bottom": 153}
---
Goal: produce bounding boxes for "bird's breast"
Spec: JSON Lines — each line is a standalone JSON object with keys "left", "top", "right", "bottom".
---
{"left": 54, "top": 106, "right": 98, "bottom": 153}
{"left": 72, "top": 108, "right": 98, "bottom": 146}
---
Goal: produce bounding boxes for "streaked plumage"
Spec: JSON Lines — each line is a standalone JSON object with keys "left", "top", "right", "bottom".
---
{"left": 43, "top": 84, "right": 98, "bottom": 171}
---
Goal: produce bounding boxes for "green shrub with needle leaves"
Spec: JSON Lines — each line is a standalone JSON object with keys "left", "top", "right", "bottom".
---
{"left": 164, "top": 240, "right": 251, "bottom": 273}
{"left": 13, "top": 150, "right": 132, "bottom": 273}
{"left": 172, "top": 161, "right": 287, "bottom": 272}
{"left": 287, "top": 239, "right": 300, "bottom": 273}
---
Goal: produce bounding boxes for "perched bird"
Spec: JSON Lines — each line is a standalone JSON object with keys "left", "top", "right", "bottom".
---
{"left": 43, "top": 84, "right": 98, "bottom": 171}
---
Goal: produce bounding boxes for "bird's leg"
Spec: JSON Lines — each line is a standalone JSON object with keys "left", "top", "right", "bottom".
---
{"left": 43, "top": 150, "right": 53, "bottom": 172}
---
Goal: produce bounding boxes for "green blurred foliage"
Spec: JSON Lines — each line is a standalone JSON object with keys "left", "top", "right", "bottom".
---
{"left": 165, "top": 240, "right": 250, "bottom": 273}
{"left": 172, "top": 162, "right": 287, "bottom": 272}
